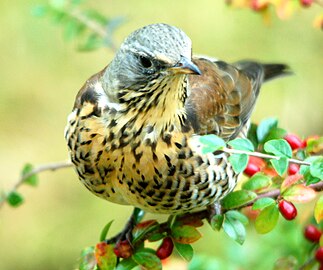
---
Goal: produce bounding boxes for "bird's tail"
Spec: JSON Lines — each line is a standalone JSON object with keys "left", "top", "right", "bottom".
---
{"left": 234, "top": 61, "right": 292, "bottom": 82}
{"left": 263, "top": 63, "right": 292, "bottom": 82}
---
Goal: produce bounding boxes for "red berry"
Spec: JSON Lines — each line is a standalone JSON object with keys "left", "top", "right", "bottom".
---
{"left": 300, "top": 0, "right": 313, "bottom": 7}
{"left": 249, "top": 156, "right": 266, "bottom": 170}
{"left": 250, "top": 0, "right": 268, "bottom": 11}
{"left": 284, "top": 134, "right": 305, "bottom": 150}
{"left": 319, "top": 264, "right": 323, "bottom": 270}
{"left": 304, "top": 225, "right": 322, "bottom": 242}
{"left": 278, "top": 200, "right": 297, "bottom": 220}
{"left": 113, "top": 240, "right": 133, "bottom": 259}
{"left": 288, "top": 163, "right": 300, "bottom": 175}
{"left": 156, "top": 237, "right": 174, "bottom": 260}
{"left": 316, "top": 247, "right": 323, "bottom": 263}
{"left": 262, "top": 167, "right": 278, "bottom": 177}
{"left": 244, "top": 162, "right": 261, "bottom": 177}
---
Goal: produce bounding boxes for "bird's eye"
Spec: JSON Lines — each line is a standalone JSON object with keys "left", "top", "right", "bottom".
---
{"left": 139, "top": 55, "right": 153, "bottom": 68}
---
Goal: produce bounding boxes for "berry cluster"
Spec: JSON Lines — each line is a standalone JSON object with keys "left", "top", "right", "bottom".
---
{"left": 244, "top": 133, "right": 306, "bottom": 178}
{"left": 226, "top": 0, "right": 323, "bottom": 29}
{"left": 304, "top": 224, "right": 323, "bottom": 268}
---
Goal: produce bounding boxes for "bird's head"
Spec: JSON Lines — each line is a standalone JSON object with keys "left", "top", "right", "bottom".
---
{"left": 102, "top": 23, "right": 201, "bottom": 108}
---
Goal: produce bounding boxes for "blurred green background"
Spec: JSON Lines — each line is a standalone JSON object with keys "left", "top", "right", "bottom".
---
{"left": 0, "top": 1, "right": 322, "bottom": 269}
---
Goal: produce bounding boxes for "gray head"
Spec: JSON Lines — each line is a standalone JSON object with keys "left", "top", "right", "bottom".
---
{"left": 103, "top": 23, "right": 201, "bottom": 101}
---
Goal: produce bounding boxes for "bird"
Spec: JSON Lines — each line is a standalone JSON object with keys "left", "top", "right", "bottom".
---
{"left": 65, "top": 23, "right": 289, "bottom": 215}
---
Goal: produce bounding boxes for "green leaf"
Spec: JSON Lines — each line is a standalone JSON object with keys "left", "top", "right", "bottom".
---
{"left": 270, "top": 157, "right": 288, "bottom": 176}
{"left": 242, "top": 173, "right": 272, "bottom": 192}
{"left": 282, "top": 184, "right": 316, "bottom": 203}
{"left": 63, "top": 19, "right": 85, "bottom": 41}
{"left": 95, "top": 242, "right": 117, "bottom": 270}
{"left": 310, "top": 156, "right": 323, "bottom": 180}
{"left": 79, "top": 246, "right": 97, "bottom": 270}
{"left": 257, "top": 118, "right": 278, "bottom": 143}
{"left": 223, "top": 215, "right": 246, "bottom": 245}
{"left": 228, "top": 153, "right": 248, "bottom": 173}
{"left": 252, "top": 197, "right": 275, "bottom": 210}
{"left": 78, "top": 33, "right": 103, "bottom": 51}
{"left": 171, "top": 224, "right": 202, "bottom": 244}
{"left": 210, "top": 214, "right": 224, "bottom": 231}
{"left": 22, "top": 163, "right": 38, "bottom": 186}
{"left": 133, "top": 208, "right": 145, "bottom": 224}
{"left": 314, "top": 195, "right": 323, "bottom": 223}
{"left": 84, "top": 9, "right": 109, "bottom": 26}
{"left": 148, "top": 233, "right": 165, "bottom": 242}
{"left": 228, "top": 138, "right": 254, "bottom": 151}
{"left": 264, "top": 139, "right": 292, "bottom": 158}
{"left": 6, "top": 191, "right": 24, "bottom": 207}
{"left": 225, "top": 210, "right": 249, "bottom": 225}
{"left": 255, "top": 204, "right": 279, "bottom": 234}
{"left": 199, "top": 134, "right": 226, "bottom": 154}
{"left": 99, "top": 220, "right": 114, "bottom": 242}
{"left": 300, "top": 161, "right": 321, "bottom": 185}
{"left": 116, "top": 258, "right": 137, "bottom": 270}
{"left": 247, "top": 123, "right": 258, "bottom": 149}
{"left": 174, "top": 242, "right": 194, "bottom": 261}
{"left": 221, "top": 190, "right": 257, "bottom": 210}
{"left": 263, "top": 127, "right": 287, "bottom": 142}
{"left": 132, "top": 249, "right": 162, "bottom": 270}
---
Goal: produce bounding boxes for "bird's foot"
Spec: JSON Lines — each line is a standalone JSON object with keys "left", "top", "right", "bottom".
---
{"left": 206, "top": 202, "right": 222, "bottom": 223}
{"left": 105, "top": 207, "right": 145, "bottom": 245}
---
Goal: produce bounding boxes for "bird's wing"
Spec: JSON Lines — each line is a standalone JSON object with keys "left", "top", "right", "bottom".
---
{"left": 185, "top": 57, "right": 263, "bottom": 141}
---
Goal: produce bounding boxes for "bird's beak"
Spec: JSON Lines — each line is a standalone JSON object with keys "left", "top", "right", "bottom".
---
{"left": 169, "top": 56, "right": 202, "bottom": 75}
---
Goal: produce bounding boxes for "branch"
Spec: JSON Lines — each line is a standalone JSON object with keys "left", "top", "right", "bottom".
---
{"left": 223, "top": 147, "right": 311, "bottom": 166}
{"left": 0, "top": 160, "right": 73, "bottom": 208}
{"left": 66, "top": 8, "right": 118, "bottom": 52}
{"left": 108, "top": 181, "right": 323, "bottom": 247}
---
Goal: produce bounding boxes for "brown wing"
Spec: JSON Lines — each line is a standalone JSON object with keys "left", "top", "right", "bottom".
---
{"left": 185, "top": 57, "right": 262, "bottom": 141}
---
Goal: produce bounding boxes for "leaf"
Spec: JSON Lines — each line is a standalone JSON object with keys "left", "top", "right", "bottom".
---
{"left": 223, "top": 215, "right": 246, "bottom": 245}
{"left": 132, "top": 249, "right": 162, "bottom": 270}
{"left": 99, "top": 220, "right": 114, "bottom": 242}
{"left": 95, "top": 242, "right": 117, "bottom": 270}
{"left": 31, "top": 5, "right": 49, "bottom": 17}
{"left": 225, "top": 210, "right": 249, "bottom": 225}
{"left": 148, "top": 233, "right": 165, "bottom": 242}
{"left": 228, "top": 153, "right": 248, "bottom": 173}
{"left": 78, "top": 33, "right": 103, "bottom": 51}
{"left": 174, "top": 242, "right": 194, "bottom": 261}
{"left": 132, "top": 220, "right": 158, "bottom": 243}
{"left": 255, "top": 204, "right": 279, "bottom": 234}
{"left": 116, "top": 258, "right": 137, "bottom": 270}
{"left": 264, "top": 139, "right": 292, "bottom": 158}
{"left": 199, "top": 134, "right": 226, "bottom": 154}
{"left": 247, "top": 123, "right": 258, "bottom": 149}
{"left": 282, "top": 184, "right": 316, "bottom": 203}
{"left": 281, "top": 174, "right": 303, "bottom": 192}
{"left": 6, "top": 191, "right": 24, "bottom": 207}
{"left": 79, "top": 246, "right": 97, "bottom": 270}
{"left": 252, "top": 197, "right": 275, "bottom": 210}
{"left": 263, "top": 127, "right": 287, "bottom": 142}
{"left": 221, "top": 190, "right": 257, "bottom": 210}
{"left": 228, "top": 138, "right": 254, "bottom": 151}
{"left": 171, "top": 224, "right": 202, "bottom": 244}
{"left": 310, "top": 156, "right": 323, "bottom": 180}
{"left": 210, "top": 214, "right": 224, "bottom": 231}
{"left": 133, "top": 208, "right": 145, "bottom": 224}
{"left": 270, "top": 157, "right": 288, "bottom": 176}
{"left": 22, "top": 163, "right": 38, "bottom": 186}
{"left": 242, "top": 173, "right": 272, "bottom": 192}
{"left": 300, "top": 164, "right": 321, "bottom": 185}
{"left": 257, "top": 118, "right": 278, "bottom": 143}
{"left": 314, "top": 196, "right": 323, "bottom": 223}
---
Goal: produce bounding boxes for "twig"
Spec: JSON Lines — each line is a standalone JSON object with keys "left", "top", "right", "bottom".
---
{"left": 0, "top": 160, "right": 73, "bottom": 208}
{"left": 66, "top": 8, "right": 118, "bottom": 52}
{"left": 106, "top": 181, "right": 323, "bottom": 247}
{"left": 223, "top": 147, "right": 311, "bottom": 166}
